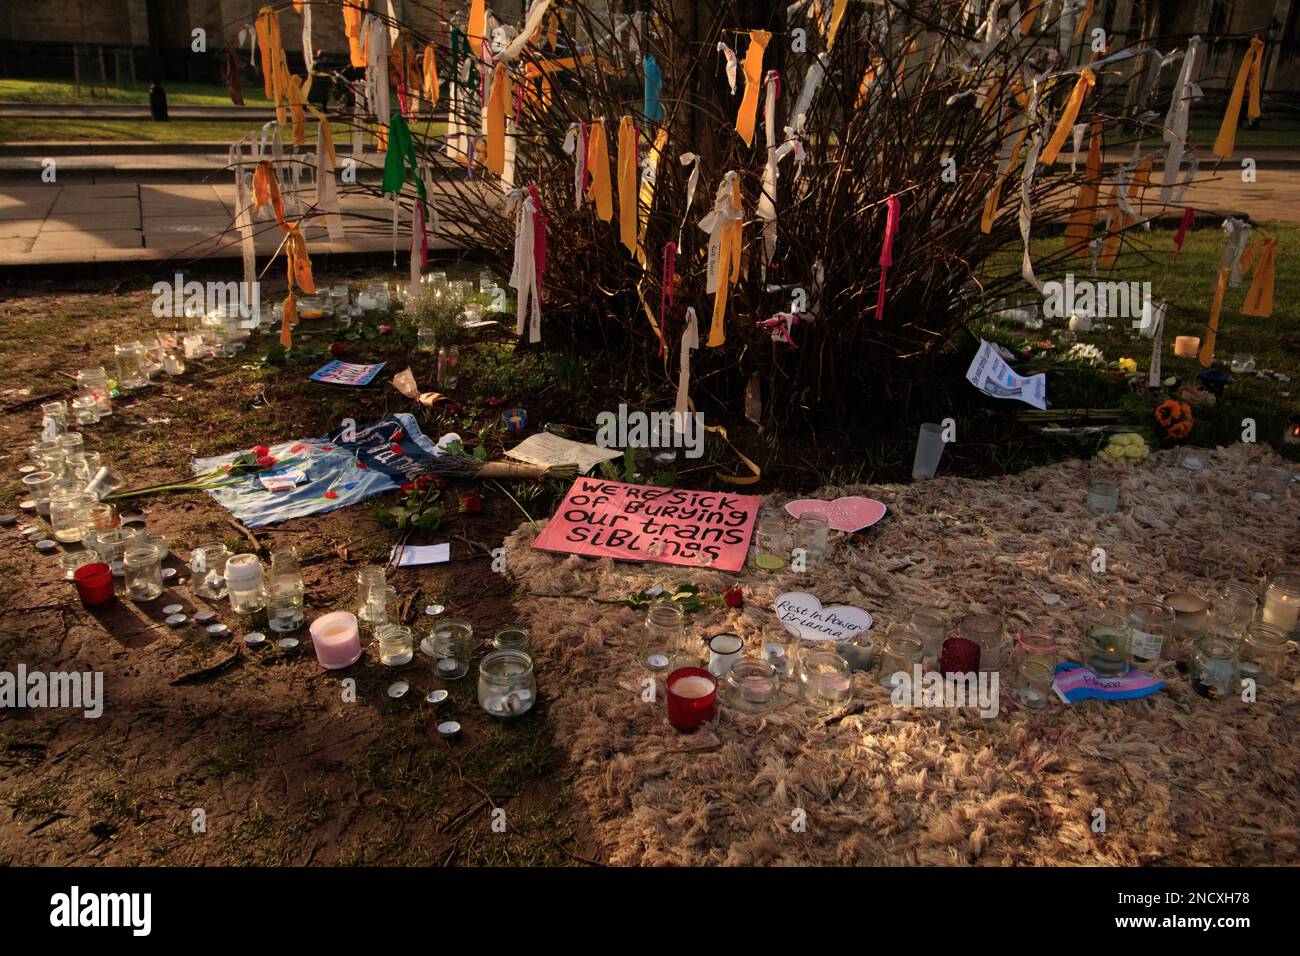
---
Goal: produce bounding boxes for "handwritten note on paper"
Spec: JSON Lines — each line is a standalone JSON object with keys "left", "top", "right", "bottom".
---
{"left": 505, "top": 432, "right": 622, "bottom": 476}
{"left": 531, "top": 478, "right": 761, "bottom": 572}
{"left": 965, "top": 339, "right": 1047, "bottom": 409}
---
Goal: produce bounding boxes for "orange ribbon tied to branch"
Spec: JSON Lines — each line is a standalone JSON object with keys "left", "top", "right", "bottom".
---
{"left": 255, "top": 6, "right": 291, "bottom": 126}
{"left": 1040, "top": 68, "right": 1095, "bottom": 166}
{"left": 1214, "top": 37, "right": 1265, "bottom": 159}
{"left": 1241, "top": 236, "right": 1278, "bottom": 317}
{"left": 422, "top": 42, "right": 439, "bottom": 112}
{"left": 618, "top": 115, "right": 639, "bottom": 255}
{"left": 735, "top": 30, "right": 771, "bottom": 147}
{"left": 586, "top": 119, "right": 613, "bottom": 222}
{"left": 486, "top": 62, "right": 512, "bottom": 177}
{"left": 1199, "top": 266, "right": 1230, "bottom": 368}
{"left": 343, "top": 0, "right": 368, "bottom": 69}
{"left": 467, "top": 0, "right": 487, "bottom": 58}
{"left": 1064, "top": 121, "right": 1102, "bottom": 256}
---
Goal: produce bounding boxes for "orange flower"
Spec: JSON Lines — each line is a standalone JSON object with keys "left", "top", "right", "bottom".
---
{"left": 1155, "top": 399, "right": 1193, "bottom": 440}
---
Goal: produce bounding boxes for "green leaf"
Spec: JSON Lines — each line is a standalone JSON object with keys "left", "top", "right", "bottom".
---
{"left": 622, "top": 446, "right": 636, "bottom": 482}
{"left": 472, "top": 444, "right": 488, "bottom": 461}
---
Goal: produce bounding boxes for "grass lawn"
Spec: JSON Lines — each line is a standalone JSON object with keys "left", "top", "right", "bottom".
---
{"left": 0, "top": 78, "right": 272, "bottom": 107}
{"left": 0, "top": 117, "right": 362, "bottom": 143}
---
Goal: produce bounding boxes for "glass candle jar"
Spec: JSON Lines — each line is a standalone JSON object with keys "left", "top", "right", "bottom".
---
{"left": 877, "top": 630, "right": 923, "bottom": 689}
{"left": 191, "top": 543, "right": 231, "bottom": 599}
{"left": 93, "top": 527, "right": 133, "bottom": 576}
{"left": 60, "top": 550, "right": 100, "bottom": 580}
{"left": 751, "top": 507, "right": 788, "bottom": 569}
{"left": 1128, "top": 601, "right": 1175, "bottom": 663}
{"left": 360, "top": 584, "right": 398, "bottom": 630}
{"left": 22, "top": 471, "right": 55, "bottom": 514}
{"left": 1084, "top": 609, "right": 1131, "bottom": 676}
{"left": 1252, "top": 465, "right": 1291, "bottom": 504}
{"left": 1239, "top": 622, "right": 1289, "bottom": 686}
{"left": 493, "top": 625, "right": 530, "bottom": 651}
{"left": 77, "top": 367, "right": 112, "bottom": 416}
{"left": 356, "top": 566, "right": 387, "bottom": 623}
{"left": 141, "top": 341, "right": 165, "bottom": 378}
{"left": 114, "top": 342, "right": 147, "bottom": 390}
{"left": 793, "top": 512, "right": 830, "bottom": 565}
{"left": 1087, "top": 478, "right": 1120, "bottom": 514}
{"left": 838, "top": 630, "right": 875, "bottom": 672}
{"left": 478, "top": 649, "right": 536, "bottom": 717}
{"left": 89, "top": 502, "right": 118, "bottom": 531}
{"left": 1012, "top": 659, "right": 1053, "bottom": 710}
{"left": 798, "top": 650, "right": 853, "bottom": 709}
{"left": 268, "top": 546, "right": 302, "bottom": 584}
{"left": 1163, "top": 591, "right": 1210, "bottom": 644}
{"left": 265, "top": 579, "right": 305, "bottom": 633}
{"left": 56, "top": 432, "right": 82, "bottom": 459}
{"left": 959, "top": 614, "right": 1003, "bottom": 672}
{"left": 643, "top": 602, "right": 685, "bottom": 672}
{"left": 71, "top": 395, "right": 101, "bottom": 425}
{"left": 1262, "top": 572, "right": 1300, "bottom": 634}
{"left": 123, "top": 543, "right": 164, "bottom": 601}
{"left": 664, "top": 667, "right": 717, "bottom": 731}
{"left": 911, "top": 608, "right": 946, "bottom": 659}
{"left": 722, "top": 658, "right": 780, "bottom": 714}
{"left": 163, "top": 347, "right": 186, "bottom": 375}
{"left": 224, "top": 553, "right": 266, "bottom": 614}
{"left": 1015, "top": 631, "right": 1058, "bottom": 668}
{"left": 49, "top": 488, "right": 94, "bottom": 544}
{"left": 431, "top": 618, "right": 474, "bottom": 679}
{"left": 1191, "top": 638, "right": 1240, "bottom": 700}
{"left": 761, "top": 625, "right": 796, "bottom": 678}
{"left": 40, "top": 400, "right": 68, "bottom": 439}
{"left": 376, "top": 624, "right": 415, "bottom": 666}
{"left": 940, "top": 636, "right": 981, "bottom": 675}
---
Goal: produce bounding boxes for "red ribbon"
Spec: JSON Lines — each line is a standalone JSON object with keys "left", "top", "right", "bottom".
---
{"left": 1173, "top": 207, "right": 1196, "bottom": 260}
{"left": 876, "top": 194, "right": 900, "bottom": 321}
{"left": 527, "top": 184, "right": 547, "bottom": 288}
{"left": 660, "top": 241, "right": 677, "bottom": 356}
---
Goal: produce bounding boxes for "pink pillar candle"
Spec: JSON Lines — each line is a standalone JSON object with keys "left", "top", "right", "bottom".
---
{"left": 309, "top": 611, "right": 363, "bottom": 669}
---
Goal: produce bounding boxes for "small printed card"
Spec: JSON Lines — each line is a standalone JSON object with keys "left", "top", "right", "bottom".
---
{"left": 310, "top": 360, "right": 386, "bottom": 387}
{"left": 258, "top": 467, "right": 309, "bottom": 492}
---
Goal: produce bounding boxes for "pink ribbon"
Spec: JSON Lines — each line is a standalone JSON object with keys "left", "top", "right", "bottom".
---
{"left": 660, "top": 241, "right": 677, "bottom": 356}
{"left": 876, "top": 194, "right": 900, "bottom": 321}
{"left": 1174, "top": 207, "right": 1196, "bottom": 260}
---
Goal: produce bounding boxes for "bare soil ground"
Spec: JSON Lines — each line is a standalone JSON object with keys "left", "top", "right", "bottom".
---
{"left": 0, "top": 268, "right": 604, "bottom": 866}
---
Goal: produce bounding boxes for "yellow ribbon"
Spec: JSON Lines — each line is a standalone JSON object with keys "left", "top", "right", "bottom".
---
{"left": 980, "top": 121, "right": 1027, "bottom": 234}
{"left": 1242, "top": 236, "right": 1277, "bottom": 317}
{"left": 826, "top": 0, "right": 849, "bottom": 51}
{"left": 255, "top": 6, "right": 289, "bottom": 126}
{"left": 486, "top": 63, "right": 511, "bottom": 177}
{"left": 1064, "top": 121, "right": 1102, "bottom": 256}
{"left": 1040, "top": 68, "right": 1095, "bottom": 166}
{"left": 618, "top": 116, "right": 638, "bottom": 254}
{"left": 1074, "top": 0, "right": 1095, "bottom": 41}
{"left": 423, "top": 43, "right": 440, "bottom": 111}
{"left": 703, "top": 423, "right": 762, "bottom": 485}
{"left": 1214, "top": 37, "right": 1264, "bottom": 159}
{"left": 735, "top": 30, "right": 771, "bottom": 147}
{"left": 1020, "top": 0, "right": 1042, "bottom": 35}
{"left": 286, "top": 73, "right": 307, "bottom": 146}
{"left": 1199, "top": 267, "right": 1230, "bottom": 367}
{"left": 637, "top": 127, "right": 669, "bottom": 268}
{"left": 586, "top": 119, "right": 613, "bottom": 222}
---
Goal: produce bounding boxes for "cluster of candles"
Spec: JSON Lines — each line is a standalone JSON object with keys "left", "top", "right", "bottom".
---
{"left": 646, "top": 568, "right": 1300, "bottom": 730}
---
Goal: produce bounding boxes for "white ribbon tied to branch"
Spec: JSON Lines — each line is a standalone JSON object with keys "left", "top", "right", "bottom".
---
{"left": 507, "top": 189, "right": 542, "bottom": 343}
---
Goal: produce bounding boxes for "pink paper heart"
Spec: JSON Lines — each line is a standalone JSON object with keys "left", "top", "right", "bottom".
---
{"left": 784, "top": 496, "right": 887, "bottom": 533}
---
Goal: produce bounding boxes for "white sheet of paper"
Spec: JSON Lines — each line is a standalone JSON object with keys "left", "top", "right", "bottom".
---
{"left": 964, "top": 339, "right": 1048, "bottom": 410}
{"left": 390, "top": 543, "right": 451, "bottom": 567}
{"left": 505, "top": 432, "right": 621, "bottom": 475}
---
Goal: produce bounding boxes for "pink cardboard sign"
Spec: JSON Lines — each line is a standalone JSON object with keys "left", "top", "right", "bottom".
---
{"left": 532, "top": 478, "right": 761, "bottom": 572}
{"left": 784, "top": 496, "right": 887, "bottom": 532}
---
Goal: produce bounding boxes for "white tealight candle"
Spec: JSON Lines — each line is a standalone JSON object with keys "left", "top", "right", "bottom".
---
{"left": 670, "top": 675, "right": 715, "bottom": 699}
{"left": 1262, "top": 588, "right": 1299, "bottom": 633}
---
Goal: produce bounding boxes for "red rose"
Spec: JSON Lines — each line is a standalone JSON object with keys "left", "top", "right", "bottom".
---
{"left": 458, "top": 492, "right": 482, "bottom": 514}
{"left": 253, "top": 445, "right": 270, "bottom": 456}
{"left": 324, "top": 490, "right": 338, "bottom": 499}
{"left": 391, "top": 428, "right": 404, "bottom": 440}
{"left": 416, "top": 474, "right": 432, "bottom": 489}
{"left": 390, "top": 443, "right": 403, "bottom": 454}
{"left": 379, "top": 324, "right": 394, "bottom": 334}
{"left": 722, "top": 586, "right": 744, "bottom": 608}
{"left": 329, "top": 342, "right": 345, "bottom": 357}
{"left": 401, "top": 482, "right": 415, "bottom": 492}
{"left": 356, "top": 461, "right": 368, "bottom": 470}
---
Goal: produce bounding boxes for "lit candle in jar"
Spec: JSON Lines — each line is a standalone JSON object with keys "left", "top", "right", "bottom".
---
{"left": 1174, "top": 336, "right": 1200, "bottom": 359}
{"left": 1262, "top": 578, "right": 1300, "bottom": 634}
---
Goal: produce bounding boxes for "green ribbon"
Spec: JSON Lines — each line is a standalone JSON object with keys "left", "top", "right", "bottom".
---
{"left": 382, "top": 112, "right": 428, "bottom": 218}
